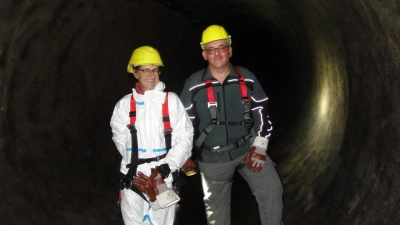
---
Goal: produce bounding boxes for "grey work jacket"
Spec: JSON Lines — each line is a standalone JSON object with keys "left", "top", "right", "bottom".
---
{"left": 180, "top": 64, "right": 272, "bottom": 163}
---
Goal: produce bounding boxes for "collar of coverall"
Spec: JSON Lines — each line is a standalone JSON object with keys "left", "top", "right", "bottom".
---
{"left": 132, "top": 81, "right": 165, "bottom": 96}
{"left": 135, "top": 82, "right": 144, "bottom": 95}
{"left": 201, "top": 63, "right": 240, "bottom": 81}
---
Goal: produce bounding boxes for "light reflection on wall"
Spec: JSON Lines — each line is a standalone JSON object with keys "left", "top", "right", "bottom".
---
{"left": 278, "top": 7, "right": 348, "bottom": 212}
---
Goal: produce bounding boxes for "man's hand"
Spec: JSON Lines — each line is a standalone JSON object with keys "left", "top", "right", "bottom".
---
{"left": 244, "top": 146, "right": 266, "bottom": 172}
{"left": 244, "top": 136, "right": 269, "bottom": 172}
{"left": 181, "top": 158, "right": 197, "bottom": 176}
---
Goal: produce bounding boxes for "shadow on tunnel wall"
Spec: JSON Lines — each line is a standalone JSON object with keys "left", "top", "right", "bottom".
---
{"left": 1, "top": 0, "right": 400, "bottom": 224}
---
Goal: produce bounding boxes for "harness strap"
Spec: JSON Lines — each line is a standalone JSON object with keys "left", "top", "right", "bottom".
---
{"left": 163, "top": 93, "right": 173, "bottom": 151}
{"left": 234, "top": 66, "right": 252, "bottom": 129}
{"left": 205, "top": 79, "right": 218, "bottom": 121}
{"left": 235, "top": 67, "right": 249, "bottom": 103}
{"left": 211, "top": 121, "right": 246, "bottom": 125}
{"left": 126, "top": 121, "right": 146, "bottom": 202}
{"left": 195, "top": 123, "right": 216, "bottom": 149}
{"left": 202, "top": 133, "right": 251, "bottom": 153}
{"left": 126, "top": 95, "right": 139, "bottom": 168}
{"left": 195, "top": 79, "right": 218, "bottom": 148}
{"left": 205, "top": 79, "right": 216, "bottom": 105}
{"left": 123, "top": 92, "right": 172, "bottom": 202}
{"left": 137, "top": 152, "right": 167, "bottom": 164}
{"left": 129, "top": 95, "right": 137, "bottom": 125}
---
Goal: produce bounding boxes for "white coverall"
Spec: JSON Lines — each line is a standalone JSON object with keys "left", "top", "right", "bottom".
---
{"left": 110, "top": 81, "right": 194, "bottom": 225}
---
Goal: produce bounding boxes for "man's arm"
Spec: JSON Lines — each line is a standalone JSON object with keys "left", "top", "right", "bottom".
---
{"left": 245, "top": 72, "right": 273, "bottom": 172}
{"left": 251, "top": 76, "right": 273, "bottom": 139}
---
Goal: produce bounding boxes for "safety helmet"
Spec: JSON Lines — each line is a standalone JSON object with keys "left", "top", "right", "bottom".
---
{"left": 200, "top": 25, "right": 232, "bottom": 50}
{"left": 127, "top": 46, "right": 164, "bottom": 73}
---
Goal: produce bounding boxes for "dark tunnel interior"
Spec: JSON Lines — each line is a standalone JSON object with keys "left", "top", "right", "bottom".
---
{"left": 1, "top": 0, "right": 400, "bottom": 224}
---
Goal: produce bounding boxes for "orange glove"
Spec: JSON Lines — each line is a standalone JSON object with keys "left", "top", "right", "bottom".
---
{"left": 150, "top": 167, "right": 169, "bottom": 195}
{"left": 244, "top": 146, "right": 267, "bottom": 172}
{"left": 245, "top": 136, "right": 269, "bottom": 172}
{"left": 150, "top": 167, "right": 180, "bottom": 208}
{"left": 132, "top": 172, "right": 156, "bottom": 202}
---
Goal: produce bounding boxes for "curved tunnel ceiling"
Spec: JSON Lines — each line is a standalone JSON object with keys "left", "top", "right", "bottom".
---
{"left": 1, "top": 0, "right": 400, "bottom": 224}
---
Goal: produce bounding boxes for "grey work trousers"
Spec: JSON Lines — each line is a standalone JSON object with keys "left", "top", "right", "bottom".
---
{"left": 198, "top": 153, "right": 283, "bottom": 225}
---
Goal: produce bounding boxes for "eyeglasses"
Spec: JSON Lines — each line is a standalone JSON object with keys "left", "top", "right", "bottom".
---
{"left": 136, "top": 68, "right": 161, "bottom": 76}
{"left": 204, "top": 45, "right": 230, "bottom": 55}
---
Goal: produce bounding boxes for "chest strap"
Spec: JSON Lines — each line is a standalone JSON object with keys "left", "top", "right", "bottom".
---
{"left": 195, "top": 66, "right": 253, "bottom": 152}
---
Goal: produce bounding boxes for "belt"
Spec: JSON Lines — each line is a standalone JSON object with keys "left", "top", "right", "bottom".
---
{"left": 138, "top": 153, "right": 167, "bottom": 164}
{"left": 126, "top": 153, "right": 167, "bottom": 168}
{"left": 203, "top": 134, "right": 251, "bottom": 153}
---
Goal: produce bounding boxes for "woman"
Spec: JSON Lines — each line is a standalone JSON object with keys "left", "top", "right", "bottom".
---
{"left": 110, "top": 46, "right": 194, "bottom": 225}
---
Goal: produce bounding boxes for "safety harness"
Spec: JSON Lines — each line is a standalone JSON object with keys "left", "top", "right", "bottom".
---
{"left": 126, "top": 92, "right": 172, "bottom": 167}
{"left": 122, "top": 92, "right": 173, "bottom": 202}
{"left": 195, "top": 66, "right": 253, "bottom": 153}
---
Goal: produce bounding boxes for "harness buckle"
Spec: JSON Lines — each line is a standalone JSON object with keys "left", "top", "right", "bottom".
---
{"left": 127, "top": 124, "right": 136, "bottom": 130}
{"left": 210, "top": 146, "right": 220, "bottom": 153}
{"left": 238, "top": 138, "right": 245, "bottom": 146}
{"left": 208, "top": 102, "right": 217, "bottom": 108}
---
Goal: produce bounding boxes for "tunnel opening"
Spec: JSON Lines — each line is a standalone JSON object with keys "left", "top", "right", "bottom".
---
{"left": 1, "top": 0, "right": 345, "bottom": 224}
{"left": 1, "top": 0, "right": 400, "bottom": 225}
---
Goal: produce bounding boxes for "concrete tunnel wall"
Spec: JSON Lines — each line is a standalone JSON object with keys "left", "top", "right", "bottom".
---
{"left": 1, "top": 0, "right": 399, "bottom": 224}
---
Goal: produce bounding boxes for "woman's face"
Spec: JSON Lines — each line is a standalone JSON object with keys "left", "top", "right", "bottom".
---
{"left": 133, "top": 64, "right": 160, "bottom": 91}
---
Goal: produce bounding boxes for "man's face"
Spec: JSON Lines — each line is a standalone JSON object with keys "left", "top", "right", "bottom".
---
{"left": 202, "top": 39, "right": 232, "bottom": 70}
{"left": 133, "top": 65, "right": 160, "bottom": 91}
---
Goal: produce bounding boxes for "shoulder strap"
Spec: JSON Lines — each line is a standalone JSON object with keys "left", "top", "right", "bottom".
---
{"left": 162, "top": 92, "right": 172, "bottom": 131}
{"left": 128, "top": 95, "right": 137, "bottom": 126}
{"left": 194, "top": 80, "right": 218, "bottom": 148}
{"left": 126, "top": 95, "right": 139, "bottom": 169}
{"left": 234, "top": 66, "right": 249, "bottom": 103}
{"left": 162, "top": 92, "right": 173, "bottom": 150}
{"left": 125, "top": 95, "right": 146, "bottom": 202}
{"left": 234, "top": 66, "right": 252, "bottom": 129}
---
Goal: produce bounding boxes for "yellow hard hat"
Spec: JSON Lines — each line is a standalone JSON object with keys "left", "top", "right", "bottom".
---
{"left": 127, "top": 46, "right": 164, "bottom": 73}
{"left": 200, "top": 25, "right": 232, "bottom": 50}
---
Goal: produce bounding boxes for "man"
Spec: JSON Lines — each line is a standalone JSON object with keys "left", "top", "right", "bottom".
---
{"left": 180, "top": 25, "right": 283, "bottom": 225}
